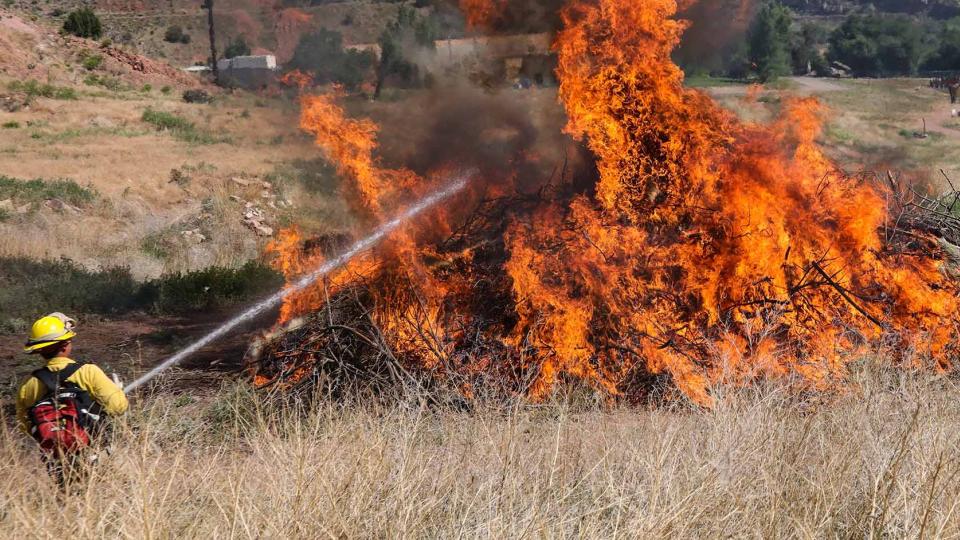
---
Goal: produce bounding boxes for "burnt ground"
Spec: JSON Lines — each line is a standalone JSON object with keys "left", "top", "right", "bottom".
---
{"left": 0, "top": 307, "right": 280, "bottom": 423}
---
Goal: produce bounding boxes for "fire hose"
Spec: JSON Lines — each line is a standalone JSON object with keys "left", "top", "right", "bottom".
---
{"left": 124, "top": 171, "right": 473, "bottom": 393}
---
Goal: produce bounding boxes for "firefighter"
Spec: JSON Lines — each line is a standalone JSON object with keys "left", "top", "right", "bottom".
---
{"left": 15, "top": 313, "right": 128, "bottom": 483}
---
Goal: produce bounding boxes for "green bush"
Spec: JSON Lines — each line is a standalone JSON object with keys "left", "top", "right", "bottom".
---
{"left": 0, "top": 258, "right": 140, "bottom": 329}
{"left": 0, "top": 258, "right": 283, "bottom": 332}
{"left": 287, "top": 29, "right": 376, "bottom": 90}
{"left": 224, "top": 36, "right": 251, "bottom": 59}
{"left": 84, "top": 73, "right": 127, "bottom": 91}
{"left": 747, "top": 1, "right": 792, "bottom": 82}
{"left": 2, "top": 121, "right": 19, "bottom": 129}
{"left": 142, "top": 108, "right": 225, "bottom": 145}
{"left": 142, "top": 108, "right": 195, "bottom": 131}
{"left": 8, "top": 80, "right": 77, "bottom": 100}
{"left": 138, "top": 261, "right": 283, "bottom": 314}
{"left": 828, "top": 14, "right": 926, "bottom": 76}
{"left": 63, "top": 8, "right": 103, "bottom": 39}
{"left": 164, "top": 25, "right": 191, "bottom": 44}
{"left": 0, "top": 176, "right": 97, "bottom": 207}
{"left": 80, "top": 51, "right": 103, "bottom": 70}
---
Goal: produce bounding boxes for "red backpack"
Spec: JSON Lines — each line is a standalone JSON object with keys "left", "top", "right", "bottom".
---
{"left": 27, "top": 363, "right": 99, "bottom": 453}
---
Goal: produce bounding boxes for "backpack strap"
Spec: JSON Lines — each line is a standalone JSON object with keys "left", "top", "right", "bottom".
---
{"left": 32, "top": 361, "right": 85, "bottom": 399}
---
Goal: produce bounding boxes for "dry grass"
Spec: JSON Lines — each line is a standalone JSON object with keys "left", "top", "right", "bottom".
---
{"left": 2, "top": 362, "right": 960, "bottom": 538}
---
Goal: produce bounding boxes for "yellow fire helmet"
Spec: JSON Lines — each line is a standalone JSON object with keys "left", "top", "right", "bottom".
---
{"left": 24, "top": 313, "right": 77, "bottom": 354}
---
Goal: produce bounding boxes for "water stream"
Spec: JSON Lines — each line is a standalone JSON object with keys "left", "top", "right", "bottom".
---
{"left": 125, "top": 171, "right": 473, "bottom": 392}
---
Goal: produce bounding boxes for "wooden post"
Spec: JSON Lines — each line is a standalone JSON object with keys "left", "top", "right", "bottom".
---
{"left": 202, "top": 0, "right": 219, "bottom": 84}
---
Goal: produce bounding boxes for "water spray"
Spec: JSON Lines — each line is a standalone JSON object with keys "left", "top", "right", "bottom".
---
{"left": 125, "top": 171, "right": 473, "bottom": 393}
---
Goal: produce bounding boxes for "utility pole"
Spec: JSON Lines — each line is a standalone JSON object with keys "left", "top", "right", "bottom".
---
{"left": 202, "top": 0, "right": 219, "bottom": 84}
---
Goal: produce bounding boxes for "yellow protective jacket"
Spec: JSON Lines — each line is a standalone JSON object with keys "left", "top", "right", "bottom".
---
{"left": 15, "top": 357, "right": 128, "bottom": 434}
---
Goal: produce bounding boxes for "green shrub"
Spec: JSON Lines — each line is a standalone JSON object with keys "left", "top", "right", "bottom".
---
{"left": 142, "top": 108, "right": 195, "bottom": 131}
{"left": 164, "top": 25, "right": 191, "bottom": 44}
{"left": 161, "top": 85, "right": 173, "bottom": 95}
{"left": 138, "top": 261, "right": 283, "bottom": 314}
{"left": 8, "top": 80, "right": 77, "bottom": 100}
{"left": 84, "top": 74, "right": 125, "bottom": 91}
{"left": 0, "top": 176, "right": 97, "bottom": 207}
{"left": 80, "top": 51, "right": 103, "bottom": 70}
{"left": 142, "top": 108, "right": 226, "bottom": 145}
{"left": 63, "top": 8, "right": 103, "bottom": 39}
{"left": 0, "top": 258, "right": 140, "bottom": 329}
{"left": 142, "top": 84, "right": 153, "bottom": 93}
{"left": 1, "top": 121, "right": 19, "bottom": 129}
{"left": 224, "top": 36, "right": 251, "bottom": 59}
{"left": 0, "top": 258, "right": 282, "bottom": 332}
{"left": 287, "top": 28, "right": 376, "bottom": 90}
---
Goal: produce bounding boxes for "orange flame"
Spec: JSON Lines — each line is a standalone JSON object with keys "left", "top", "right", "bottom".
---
{"left": 264, "top": 0, "right": 960, "bottom": 404}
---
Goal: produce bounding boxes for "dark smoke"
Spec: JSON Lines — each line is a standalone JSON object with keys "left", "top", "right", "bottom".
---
{"left": 673, "top": 0, "right": 757, "bottom": 74}
{"left": 368, "top": 83, "right": 588, "bottom": 194}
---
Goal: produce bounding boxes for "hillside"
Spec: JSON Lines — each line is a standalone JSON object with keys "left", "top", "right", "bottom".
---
{"left": 3, "top": 0, "right": 422, "bottom": 69}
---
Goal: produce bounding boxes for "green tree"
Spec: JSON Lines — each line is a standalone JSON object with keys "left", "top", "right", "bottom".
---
{"left": 164, "top": 25, "right": 191, "bottom": 44}
{"left": 747, "top": 1, "right": 793, "bottom": 82}
{"left": 287, "top": 29, "right": 375, "bottom": 90}
{"left": 924, "top": 17, "right": 960, "bottom": 70}
{"left": 790, "top": 22, "right": 829, "bottom": 75}
{"left": 828, "top": 14, "right": 926, "bottom": 76}
{"left": 375, "top": 7, "right": 438, "bottom": 99}
{"left": 224, "top": 36, "right": 251, "bottom": 59}
{"left": 63, "top": 8, "right": 103, "bottom": 39}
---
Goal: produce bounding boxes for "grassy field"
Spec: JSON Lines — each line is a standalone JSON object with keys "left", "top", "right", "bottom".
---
{"left": 0, "top": 362, "right": 958, "bottom": 538}
{"left": 707, "top": 77, "right": 960, "bottom": 188}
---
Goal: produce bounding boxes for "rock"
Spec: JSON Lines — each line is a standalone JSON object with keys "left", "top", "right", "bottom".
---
{"left": 0, "top": 199, "right": 13, "bottom": 212}
{"left": 16, "top": 203, "right": 31, "bottom": 214}
{"left": 43, "top": 199, "right": 81, "bottom": 214}
{"left": 253, "top": 223, "right": 274, "bottom": 237}
{"left": 89, "top": 116, "right": 115, "bottom": 129}
{"left": 231, "top": 177, "right": 251, "bottom": 187}
{"left": 181, "top": 228, "right": 206, "bottom": 244}
{"left": 261, "top": 181, "right": 272, "bottom": 189}
{"left": 260, "top": 189, "right": 273, "bottom": 199}
{"left": 229, "top": 195, "right": 242, "bottom": 202}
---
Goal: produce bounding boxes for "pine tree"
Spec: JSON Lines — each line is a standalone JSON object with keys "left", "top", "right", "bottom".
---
{"left": 748, "top": 1, "right": 793, "bottom": 82}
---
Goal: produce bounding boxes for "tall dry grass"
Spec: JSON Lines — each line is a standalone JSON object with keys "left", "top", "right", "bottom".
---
{"left": 2, "top": 361, "right": 960, "bottom": 538}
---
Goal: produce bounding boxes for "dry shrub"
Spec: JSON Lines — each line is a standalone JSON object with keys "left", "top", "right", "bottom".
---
{"left": 1, "top": 364, "right": 960, "bottom": 537}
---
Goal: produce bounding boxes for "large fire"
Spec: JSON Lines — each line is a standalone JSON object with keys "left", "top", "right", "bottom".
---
{"left": 258, "top": 0, "right": 959, "bottom": 404}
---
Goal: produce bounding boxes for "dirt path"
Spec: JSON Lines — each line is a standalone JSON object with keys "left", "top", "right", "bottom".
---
{"left": 927, "top": 102, "right": 960, "bottom": 141}
{"left": 704, "top": 77, "right": 848, "bottom": 97}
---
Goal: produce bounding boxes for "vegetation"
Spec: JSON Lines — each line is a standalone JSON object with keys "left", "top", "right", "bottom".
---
{"left": 0, "top": 176, "right": 97, "bottom": 208}
{"left": 62, "top": 8, "right": 102, "bottom": 39}
{"left": 79, "top": 50, "right": 104, "bottom": 70}
{"left": 375, "top": 6, "right": 438, "bottom": 98}
{"left": 685, "top": 4, "right": 960, "bottom": 79}
{"left": 8, "top": 80, "right": 77, "bottom": 100}
{"left": 223, "top": 36, "right": 251, "bottom": 59}
{"left": 747, "top": 1, "right": 793, "bottom": 82}
{"left": 138, "top": 261, "right": 283, "bottom": 313}
{"left": 287, "top": 29, "right": 376, "bottom": 90}
{"left": 163, "top": 25, "right": 191, "bottom": 44}
{"left": 0, "top": 257, "right": 281, "bottom": 331}
{"left": 84, "top": 74, "right": 125, "bottom": 91}
{"left": 141, "top": 108, "right": 225, "bottom": 145}
{"left": 3, "top": 367, "right": 960, "bottom": 536}
{"left": 828, "top": 14, "right": 927, "bottom": 76}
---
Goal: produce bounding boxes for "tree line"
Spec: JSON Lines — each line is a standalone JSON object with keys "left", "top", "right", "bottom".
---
{"left": 693, "top": 0, "right": 960, "bottom": 81}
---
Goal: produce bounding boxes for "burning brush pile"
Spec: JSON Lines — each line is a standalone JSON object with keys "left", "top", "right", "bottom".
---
{"left": 247, "top": 0, "right": 960, "bottom": 406}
